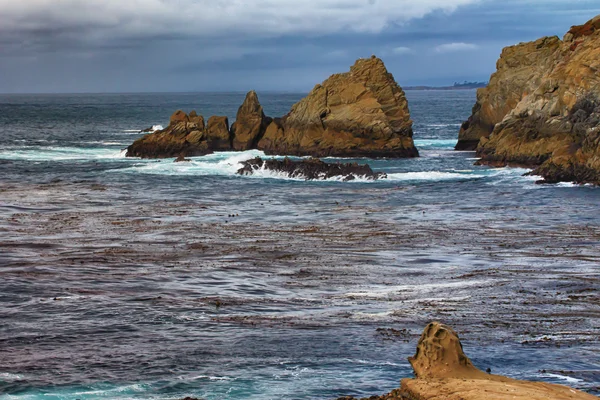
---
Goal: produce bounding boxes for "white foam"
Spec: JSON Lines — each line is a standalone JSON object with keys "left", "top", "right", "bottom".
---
{"left": 0, "top": 147, "right": 127, "bottom": 161}
{"left": 386, "top": 171, "right": 483, "bottom": 182}
{"left": 0, "top": 372, "right": 24, "bottom": 381}
{"left": 545, "top": 373, "right": 584, "bottom": 383}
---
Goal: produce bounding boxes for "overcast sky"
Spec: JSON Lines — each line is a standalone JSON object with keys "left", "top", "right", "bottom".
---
{"left": 1, "top": 0, "right": 599, "bottom": 93}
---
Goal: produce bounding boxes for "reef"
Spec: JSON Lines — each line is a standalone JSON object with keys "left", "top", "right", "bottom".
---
{"left": 458, "top": 14, "right": 600, "bottom": 184}
{"left": 126, "top": 56, "right": 418, "bottom": 159}
{"left": 236, "top": 157, "right": 387, "bottom": 181}
{"left": 337, "top": 322, "right": 597, "bottom": 400}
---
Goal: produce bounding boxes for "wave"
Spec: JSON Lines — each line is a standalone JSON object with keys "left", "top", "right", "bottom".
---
{"left": 123, "top": 125, "right": 163, "bottom": 134}
{"left": 0, "top": 146, "right": 127, "bottom": 161}
{"left": 413, "top": 139, "right": 458, "bottom": 150}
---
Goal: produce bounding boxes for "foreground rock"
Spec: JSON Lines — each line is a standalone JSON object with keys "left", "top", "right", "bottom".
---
{"left": 258, "top": 56, "right": 418, "bottom": 158}
{"left": 237, "top": 157, "right": 387, "bottom": 181}
{"left": 458, "top": 14, "right": 600, "bottom": 184}
{"left": 127, "top": 57, "right": 418, "bottom": 160}
{"left": 337, "top": 322, "right": 597, "bottom": 400}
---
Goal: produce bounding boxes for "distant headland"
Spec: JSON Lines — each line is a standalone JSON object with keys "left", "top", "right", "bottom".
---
{"left": 404, "top": 81, "right": 488, "bottom": 91}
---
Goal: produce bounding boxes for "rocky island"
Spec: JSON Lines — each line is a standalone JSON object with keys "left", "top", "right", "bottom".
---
{"left": 126, "top": 56, "right": 418, "bottom": 159}
{"left": 457, "top": 15, "right": 600, "bottom": 184}
{"left": 337, "top": 322, "right": 597, "bottom": 400}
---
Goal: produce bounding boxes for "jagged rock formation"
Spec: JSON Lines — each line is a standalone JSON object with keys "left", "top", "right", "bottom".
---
{"left": 237, "top": 157, "right": 387, "bottom": 181}
{"left": 258, "top": 56, "right": 418, "bottom": 158}
{"left": 458, "top": 14, "right": 600, "bottom": 184}
{"left": 126, "top": 110, "right": 211, "bottom": 158}
{"left": 336, "top": 322, "right": 597, "bottom": 400}
{"left": 126, "top": 57, "right": 418, "bottom": 160}
{"left": 231, "top": 91, "right": 272, "bottom": 151}
{"left": 456, "top": 36, "right": 562, "bottom": 150}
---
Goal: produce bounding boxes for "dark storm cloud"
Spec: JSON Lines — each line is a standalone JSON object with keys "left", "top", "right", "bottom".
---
{"left": 0, "top": 0, "right": 599, "bottom": 93}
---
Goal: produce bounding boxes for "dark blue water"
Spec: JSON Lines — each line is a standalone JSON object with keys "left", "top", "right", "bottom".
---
{"left": 0, "top": 91, "right": 599, "bottom": 399}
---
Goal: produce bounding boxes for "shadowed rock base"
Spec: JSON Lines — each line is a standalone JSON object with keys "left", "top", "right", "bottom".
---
{"left": 336, "top": 322, "right": 597, "bottom": 400}
{"left": 237, "top": 157, "right": 387, "bottom": 181}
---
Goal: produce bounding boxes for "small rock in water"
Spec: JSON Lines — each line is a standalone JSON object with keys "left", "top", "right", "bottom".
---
{"left": 174, "top": 154, "right": 191, "bottom": 163}
{"left": 237, "top": 157, "right": 387, "bottom": 181}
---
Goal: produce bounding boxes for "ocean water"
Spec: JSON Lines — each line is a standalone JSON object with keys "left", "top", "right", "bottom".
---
{"left": 0, "top": 91, "right": 599, "bottom": 400}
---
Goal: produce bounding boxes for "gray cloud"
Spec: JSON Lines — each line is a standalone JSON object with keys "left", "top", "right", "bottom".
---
{"left": 1, "top": 0, "right": 599, "bottom": 93}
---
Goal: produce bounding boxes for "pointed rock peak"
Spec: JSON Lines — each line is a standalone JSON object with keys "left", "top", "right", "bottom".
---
{"left": 408, "top": 322, "right": 489, "bottom": 380}
{"left": 170, "top": 110, "right": 189, "bottom": 123}
{"left": 566, "top": 14, "right": 600, "bottom": 40}
{"left": 237, "top": 90, "right": 264, "bottom": 118}
{"left": 350, "top": 55, "right": 389, "bottom": 75}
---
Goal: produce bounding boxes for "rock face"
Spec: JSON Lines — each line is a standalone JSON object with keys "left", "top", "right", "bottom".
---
{"left": 257, "top": 56, "right": 418, "bottom": 158}
{"left": 456, "top": 36, "right": 562, "bottom": 150}
{"left": 231, "top": 91, "right": 272, "bottom": 151}
{"left": 336, "top": 322, "right": 597, "bottom": 400}
{"left": 126, "top": 110, "right": 210, "bottom": 159}
{"left": 127, "top": 57, "right": 418, "bottom": 160}
{"left": 459, "top": 14, "right": 600, "bottom": 184}
{"left": 237, "top": 157, "right": 387, "bottom": 181}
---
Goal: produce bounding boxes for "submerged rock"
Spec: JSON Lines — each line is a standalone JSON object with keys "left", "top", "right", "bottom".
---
{"left": 258, "top": 56, "right": 418, "bottom": 158}
{"left": 127, "top": 57, "right": 418, "bottom": 160}
{"left": 237, "top": 157, "right": 387, "bottom": 181}
{"left": 336, "top": 322, "right": 597, "bottom": 400}
{"left": 458, "top": 14, "right": 600, "bottom": 184}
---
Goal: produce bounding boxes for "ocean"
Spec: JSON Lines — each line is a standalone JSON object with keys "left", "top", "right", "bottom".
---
{"left": 0, "top": 90, "right": 599, "bottom": 399}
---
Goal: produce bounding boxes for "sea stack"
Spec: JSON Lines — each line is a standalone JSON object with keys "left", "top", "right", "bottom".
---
{"left": 338, "top": 322, "right": 597, "bottom": 400}
{"left": 126, "top": 56, "right": 418, "bottom": 159}
{"left": 457, "top": 14, "right": 600, "bottom": 184}
{"left": 258, "top": 56, "right": 419, "bottom": 158}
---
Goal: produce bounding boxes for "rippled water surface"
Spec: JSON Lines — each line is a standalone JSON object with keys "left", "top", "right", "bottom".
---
{"left": 0, "top": 91, "right": 599, "bottom": 399}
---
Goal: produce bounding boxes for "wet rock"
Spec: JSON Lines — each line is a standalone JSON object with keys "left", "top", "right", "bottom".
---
{"left": 459, "top": 14, "right": 600, "bottom": 184}
{"left": 258, "top": 56, "right": 418, "bottom": 158}
{"left": 237, "top": 157, "right": 387, "bottom": 181}
{"left": 174, "top": 154, "right": 191, "bottom": 163}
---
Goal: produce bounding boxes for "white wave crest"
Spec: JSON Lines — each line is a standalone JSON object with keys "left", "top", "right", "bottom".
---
{"left": 0, "top": 146, "right": 127, "bottom": 161}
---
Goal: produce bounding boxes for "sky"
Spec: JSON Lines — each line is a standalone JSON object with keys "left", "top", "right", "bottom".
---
{"left": 1, "top": 0, "right": 599, "bottom": 93}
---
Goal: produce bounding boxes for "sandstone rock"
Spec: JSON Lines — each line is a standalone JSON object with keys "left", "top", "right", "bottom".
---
{"left": 237, "top": 157, "right": 387, "bottom": 181}
{"left": 460, "top": 14, "right": 600, "bottom": 184}
{"left": 206, "top": 116, "right": 231, "bottom": 151}
{"left": 128, "top": 57, "right": 418, "bottom": 160}
{"left": 231, "top": 91, "right": 272, "bottom": 151}
{"left": 336, "top": 322, "right": 597, "bottom": 400}
{"left": 126, "top": 111, "right": 210, "bottom": 159}
{"left": 456, "top": 36, "right": 562, "bottom": 150}
{"left": 257, "top": 56, "right": 418, "bottom": 158}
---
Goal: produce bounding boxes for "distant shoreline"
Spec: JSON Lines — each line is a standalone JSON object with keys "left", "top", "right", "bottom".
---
{"left": 404, "top": 84, "right": 486, "bottom": 91}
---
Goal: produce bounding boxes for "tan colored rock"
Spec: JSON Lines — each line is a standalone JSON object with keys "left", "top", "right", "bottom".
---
{"left": 258, "top": 56, "right": 418, "bottom": 158}
{"left": 456, "top": 36, "right": 562, "bottom": 150}
{"left": 206, "top": 116, "right": 231, "bottom": 151}
{"left": 231, "top": 91, "right": 272, "bottom": 151}
{"left": 461, "top": 14, "right": 600, "bottom": 184}
{"left": 336, "top": 322, "right": 597, "bottom": 400}
{"left": 126, "top": 111, "right": 210, "bottom": 159}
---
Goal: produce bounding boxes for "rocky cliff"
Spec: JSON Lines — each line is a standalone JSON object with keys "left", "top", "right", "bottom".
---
{"left": 337, "top": 322, "right": 597, "bottom": 400}
{"left": 459, "top": 14, "right": 600, "bottom": 184}
{"left": 258, "top": 56, "right": 418, "bottom": 158}
{"left": 126, "top": 56, "right": 418, "bottom": 159}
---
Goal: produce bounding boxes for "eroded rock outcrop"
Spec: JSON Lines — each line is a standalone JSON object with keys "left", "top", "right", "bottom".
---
{"left": 237, "top": 157, "right": 387, "bottom": 181}
{"left": 231, "top": 91, "right": 272, "bottom": 151}
{"left": 258, "top": 56, "right": 418, "bottom": 158}
{"left": 337, "top": 322, "right": 597, "bottom": 400}
{"left": 126, "top": 110, "right": 211, "bottom": 158}
{"left": 459, "top": 14, "right": 600, "bottom": 184}
{"left": 127, "top": 57, "right": 418, "bottom": 160}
